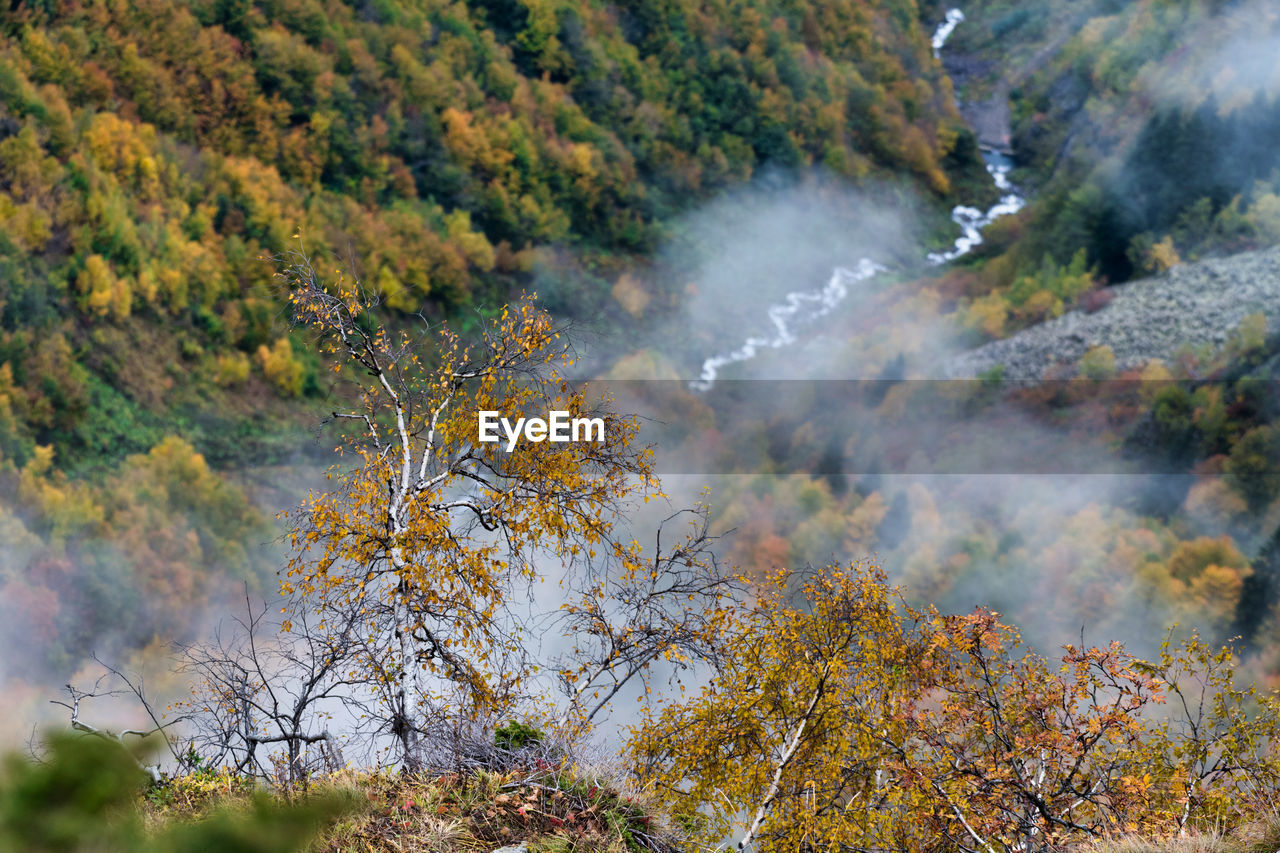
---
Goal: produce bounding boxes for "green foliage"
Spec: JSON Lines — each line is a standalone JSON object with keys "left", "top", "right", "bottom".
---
{"left": 951, "top": 0, "right": 1280, "bottom": 300}
{"left": 0, "top": 734, "right": 148, "bottom": 851}
{"left": 1009, "top": 248, "right": 1094, "bottom": 307}
{"left": 959, "top": 246, "right": 1097, "bottom": 336}
{"left": 1080, "top": 344, "right": 1117, "bottom": 380}
{"left": 495, "top": 720, "right": 546, "bottom": 751}
{"left": 1225, "top": 313, "right": 1269, "bottom": 365}
{"left": 978, "top": 363, "right": 1006, "bottom": 386}
{"left": 1226, "top": 426, "right": 1280, "bottom": 513}
{"left": 990, "top": 8, "right": 1035, "bottom": 39}
{"left": 146, "top": 793, "right": 348, "bottom": 853}
{"left": 0, "top": 734, "right": 344, "bottom": 852}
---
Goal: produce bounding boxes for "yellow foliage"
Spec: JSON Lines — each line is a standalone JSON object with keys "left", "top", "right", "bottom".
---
{"left": 281, "top": 277, "right": 657, "bottom": 716}
{"left": 0, "top": 363, "right": 18, "bottom": 437}
{"left": 1080, "top": 344, "right": 1117, "bottom": 380}
{"left": 374, "top": 265, "right": 414, "bottom": 313}
{"left": 965, "top": 291, "right": 1009, "bottom": 339}
{"left": 1021, "top": 288, "right": 1062, "bottom": 322}
{"left": 75, "top": 254, "right": 132, "bottom": 319}
{"left": 18, "top": 445, "right": 105, "bottom": 546}
{"left": 256, "top": 337, "right": 304, "bottom": 396}
{"left": 629, "top": 563, "right": 915, "bottom": 849}
{"left": 1150, "top": 235, "right": 1181, "bottom": 271}
{"left": 1166, "top": 535, "right": 1248, "bottom": 583}
{"left": 1226, "top": 312, "right": 1267, "bottom": 360}
{"left": 1136, "top": 357, "right": 1177, "bottom": 407}
{"left": 441, "top": 107, "right": 483, "bottom": 165}
{"left": 633, "top": 563, "right": 1280, "bottom": 850}
{"left": 568, "top": 142, "right": 599, "bottom": 180}
{"left": 83, "top": 112, "right": 160, "bottom": 196}
{"left": 214, "top": 351, "right": 251, "bottom": 387}
{"left": 0, "top": 193, "right": 52, "bottom": 251}
{"left": 444, "top": 209, "right": 496, "bottom": 272}
{"left": 1187, "top": 563, "right": 1246, "bottom": 629}
{"left": 1245, "top": 191, "right": 1280, "bottom": 242}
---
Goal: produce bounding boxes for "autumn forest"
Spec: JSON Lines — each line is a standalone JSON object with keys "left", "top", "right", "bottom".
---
{"left": 5, "top": 0, "right": 1280, "bottom": 850}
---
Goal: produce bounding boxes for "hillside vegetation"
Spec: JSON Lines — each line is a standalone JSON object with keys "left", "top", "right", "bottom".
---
{"left": 15, "top": 2, "right": 1280, "bottom": 849}
{"left": 939, "top": 0, "right": 1280, "bottom": 336}
{"left": 0, "top": 0, "right": 985, "bottom": 675}
{"left": 0, "top": 0, "right": 980, "bottom": 457}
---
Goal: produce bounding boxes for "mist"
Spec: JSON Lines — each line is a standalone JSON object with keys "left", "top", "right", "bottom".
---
{"left": 9, "top": 0, "right": 1280, "bottom": 765}
{"left": 569, "top": 155, "right": 1265, "bottom": 664}
{"left": 0, "top": 428, "right": 334, "bottom": 749}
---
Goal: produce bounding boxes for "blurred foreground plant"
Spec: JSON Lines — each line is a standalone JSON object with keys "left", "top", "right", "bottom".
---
{"left": 0, "top": 733, "right": 348, "bottom": 852}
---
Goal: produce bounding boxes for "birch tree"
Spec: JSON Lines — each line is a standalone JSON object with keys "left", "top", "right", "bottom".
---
{"left": 628, "top": 563, "right": 924, "bottom": 850}
{"left": 276, "top": 249, "right": 736, "bottom": 768}
{"left": 553, "top": 506, "right": 742, "bottom": 730}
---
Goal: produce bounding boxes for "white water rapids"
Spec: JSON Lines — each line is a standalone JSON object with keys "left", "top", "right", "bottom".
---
{"left": 691, "top": 8, "right": 1025, "bottom": 391}
{"left": 926, "top": 154, "right": 1025, "bottom": 265}
{"left": 688, "top": 258, "right": 886, "bottom": 392}
{"left": 931, "top": 8, "right": 965, "bottom": 57}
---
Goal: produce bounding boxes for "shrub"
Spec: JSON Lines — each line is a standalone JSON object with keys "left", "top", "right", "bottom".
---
{"left": 1080, "top": 344, "right": 1117, "bottom": 379}
{"left": 256, "top": 338, "right": 304, "bottom": 397}
{"left": 0, "top": 733, "right": 345, "bottom": 852}
{"left": 495, "top": 721, "right": 545, "bottom": 751}
{"left": 214, "top": 351, "right": 251, "bottom": 386}
{"left": 1225, "top": 425, "right": 1280, "bottom": 512}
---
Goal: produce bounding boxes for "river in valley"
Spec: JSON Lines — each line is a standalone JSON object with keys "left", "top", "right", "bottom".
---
{"left": 691, "top": 8, "right": 1024, "bottom": 390}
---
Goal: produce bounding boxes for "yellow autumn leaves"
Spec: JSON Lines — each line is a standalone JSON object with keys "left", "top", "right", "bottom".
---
{"left": 631, "top": 562, "right": 1280, "bottom": 851}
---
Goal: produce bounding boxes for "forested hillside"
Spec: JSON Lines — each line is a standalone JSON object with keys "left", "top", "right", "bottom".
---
{"left": 14, "top": 1, "right": 1280, "bottom": 849}
{"left": 939, "top": 0, "right": 1280, "bottom": 337}
{"left": 0, "top": 0, "right": 988, "bottom": 676}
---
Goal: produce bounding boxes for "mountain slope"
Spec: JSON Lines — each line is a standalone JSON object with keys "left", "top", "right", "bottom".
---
{"left": 0, "top": 0, "right": 987, "bottom": 682}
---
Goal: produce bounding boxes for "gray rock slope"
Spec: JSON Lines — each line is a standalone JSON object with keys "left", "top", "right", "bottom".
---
{"left": 942, "top": 245, "right": 1280, "bottom": 379}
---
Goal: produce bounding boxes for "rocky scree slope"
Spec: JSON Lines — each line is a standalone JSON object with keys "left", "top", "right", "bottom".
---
{"left": 943, "top": 246, "right": 1280, "bottom": 379}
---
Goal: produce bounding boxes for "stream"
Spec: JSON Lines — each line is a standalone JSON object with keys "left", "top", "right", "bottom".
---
{"left": 691, "top": 8, "right": 1026, "bottom": 390}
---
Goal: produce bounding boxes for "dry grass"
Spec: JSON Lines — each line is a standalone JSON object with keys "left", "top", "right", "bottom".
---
{"left": 141, "top": 762, "right": 686, "bottom": 853}
{"left": 1080, "top": 837, "right": 1234, "bottom": 853}
{"left": 1078, "top": 816, "right": 1280, "bottom": 853}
